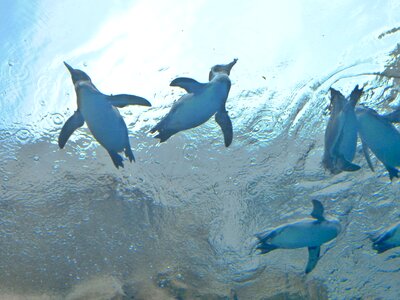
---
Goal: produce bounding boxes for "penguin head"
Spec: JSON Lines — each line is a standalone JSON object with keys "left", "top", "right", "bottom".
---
{"left": 64, "top": 62, "right": 92, "bottom": 84}
{"left": 329, "top": 88, "right": 346, "bottom": 114}
{"left": 209, "top": 58, "right": 238, "bottom": 81}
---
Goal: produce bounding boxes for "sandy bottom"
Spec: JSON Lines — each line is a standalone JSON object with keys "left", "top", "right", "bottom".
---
{"left": 0, "top": 271, "right": 327, "bottom": 300}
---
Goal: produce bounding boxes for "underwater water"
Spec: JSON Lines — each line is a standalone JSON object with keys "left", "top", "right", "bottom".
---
{"left": 1, "top": 0, "right": 400, "bottom": 299}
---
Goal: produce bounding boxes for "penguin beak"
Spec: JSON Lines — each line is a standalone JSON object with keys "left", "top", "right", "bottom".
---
{"left": 63, "top": 61, "right": 91, "bottom": 83}
{"left": 224, "top": 58, "right": 238, "bottom": 74}
{"left": 64, "top": 61, "right": 75, "bottom": 74}
{"left": 209, "top": 58, "right": 238, "bottom": 80}
{"left": 212, "top": 58, "right": 238, "bottom": 75}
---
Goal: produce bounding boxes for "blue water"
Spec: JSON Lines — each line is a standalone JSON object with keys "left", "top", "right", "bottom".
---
{"left": 1, "top": 0, "right": 400, "bottom": 299}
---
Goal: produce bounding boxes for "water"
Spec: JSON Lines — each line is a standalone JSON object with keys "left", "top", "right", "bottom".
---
{"left": 1, "top": 0, "right": 400, "bottom": 299}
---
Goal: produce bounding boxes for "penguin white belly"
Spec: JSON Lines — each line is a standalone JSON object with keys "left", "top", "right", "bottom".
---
{"left": 271, "top": 221, "right": 337, "bottom": 249}
{"left": 79, "top": 89, "right": 127, "bottom": 151}
{"left": 168, "top": 91, "right": 221, "bottom": 130}
{"left": 357, "top": 111, "right": 400, "bottom": 166}
{"left": 339, "top": 111, "right": 358, "bottom": 161}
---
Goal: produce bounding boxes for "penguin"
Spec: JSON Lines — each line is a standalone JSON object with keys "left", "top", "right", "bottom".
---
{"left": 382, "top": 109, "right": 400, "bottom": 123}
{"left": 59, "top": 62, "right": 151, "bottom": 168}
{"left": 371, "top": 221, "right": 400, "bottom": 253}
{"left": 322, "top": 85, "right": 363, "bottom": 174}
{"left": 355, "top": 106, "right": 400, "bottom": 180}
{"left": 255, "top": 200, "right": 341, "bottom": 273}
{"left": 150, "top": 58, "right": 238, "bottom": 147}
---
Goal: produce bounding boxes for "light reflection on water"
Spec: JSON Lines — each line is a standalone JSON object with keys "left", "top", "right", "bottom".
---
{"left": 1, "top": 0, "right": 400, "bottom": 299}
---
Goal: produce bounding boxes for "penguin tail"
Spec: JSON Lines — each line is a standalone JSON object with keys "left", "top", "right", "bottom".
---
{"left": 107, "top": 150, "right": 124, "bottom": 169}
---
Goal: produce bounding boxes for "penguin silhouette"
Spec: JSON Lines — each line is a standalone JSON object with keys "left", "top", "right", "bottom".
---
{"left": 150, "top": 59, "right": 237, "bottom": 147}
{"left": 59, "top": 62, "right": 151, "bottom": 168}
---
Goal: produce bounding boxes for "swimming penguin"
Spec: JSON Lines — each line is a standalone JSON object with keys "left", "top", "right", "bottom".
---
{"left": 322, "top": 85, "right": 363, "bottom": 174}
{"left": 356, "top": 106, "right": 400, "bottom": 180}
{"left": 255, "top": 200, "right": 341, "bottom": 273}
{"left": 371, "top": 221, "right": 400, "bottom": 253}
{"left": 59, "top": 62, "right": 151, "bottom": 168}
{"left": 150, "top": 59, "right": 238, "bottom": 147}
{"left": 382, "top": 109, "right": 400, "bottom": 123}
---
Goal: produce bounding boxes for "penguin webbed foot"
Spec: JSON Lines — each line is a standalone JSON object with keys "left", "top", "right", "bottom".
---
{"left": 337, "top": 156, "right": 360, "bottom": 172}
{"left": 154, "top": 132, "right": 173, "bottom": 143}
{"left": 125, "top": 147, "right": 135, "bottom": 163}
{"left": 385, "top": 165, "right": 399, "bottom": 181}
{"left": 150, "top": 125, "right": 175, "bottom": 143}
{"left": 255, "top": 243, "right": 277, "bottom": 254}
{"left": 108, "top": 150, "right": 124, "bottom": 169}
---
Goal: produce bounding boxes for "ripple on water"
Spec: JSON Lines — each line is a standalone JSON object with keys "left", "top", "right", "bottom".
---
{"left": 245, "top": 180, "right": 260, "bottom": 197}
{"left": 183, "top": 143, "right": 198, "bottom": 160}
{"left": 75, "top": 133, "right": 94, "bottom": 151}
{"left": 7, "top": 56, "right": 32, "bottom": 86}
{"left": 51, "top": 113, "right": 64, "bottom": 126}
{"left": 250, "top": 114, "right": 278, "bottom": 142}
{"left": 15, "top": 128, "right": 33, "bottom": 143}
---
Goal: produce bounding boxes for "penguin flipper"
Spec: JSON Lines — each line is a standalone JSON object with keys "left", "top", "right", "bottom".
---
{"left": 58, "top": 110, "right": 84, "bottom": 149}
{"left": 311, "top": 200, "right": 325, "bottom": 221}
{"left": 337, "top": 156, "right": 361, "bottom": 172}
{"left": 170, "top": 77, "right": 206, "bottom": 94}
{"left": 305, "top": 246, "right": 320, "bottom": 274}
{"left": 215, "top": 110, "right": 233, "bottom": 147}
{"left": 361, "top": 140, "right": 375, "bottom": 172}
{"left": 107, "top": 150, "right": 124, "bottom": 169}
{"left": 107, "top": 94, "right": 151, "bottom": 107}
